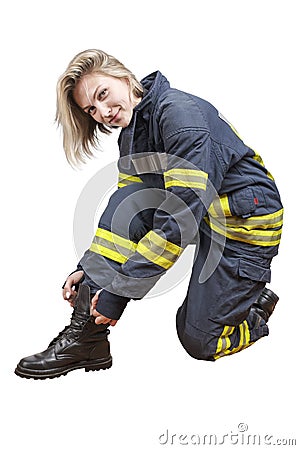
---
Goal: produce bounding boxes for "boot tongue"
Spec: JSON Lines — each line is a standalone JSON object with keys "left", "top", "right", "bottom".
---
{"left": 74, "top": 284, "right": 91, "bottom": 317}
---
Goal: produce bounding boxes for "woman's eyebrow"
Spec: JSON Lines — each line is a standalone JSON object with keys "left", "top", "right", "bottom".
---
{"left": 82, "top": 84, "right": 103, "bottom": 111}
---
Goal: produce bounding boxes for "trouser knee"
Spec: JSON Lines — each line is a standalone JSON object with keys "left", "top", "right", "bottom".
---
{"left": 178, "top": 332, "right": 216, "bottom": 361}
{"left": 176, "top": 307, "right": 215, "bottom": 361}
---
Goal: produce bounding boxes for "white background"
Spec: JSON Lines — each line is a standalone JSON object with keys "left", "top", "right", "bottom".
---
{"left": 1, "top": 0, "right": 298, "bottom": 448}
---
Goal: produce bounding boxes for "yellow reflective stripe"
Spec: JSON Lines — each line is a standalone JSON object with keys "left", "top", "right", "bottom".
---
{"left": 208, "top": 194, "right": 231, "bottom": 217}
{"left": 90, "top": 228, "right": 137, "bottom": 264}
{"left": 164, "top": 168, "right": 208, "bottom": 190}
{"left": 95, "top": 228, "right": 137, "bottom": 251}
{"left": 230, "top": 321, "right": 252, "bottom": 355}
{"left": 205, "top": 216, "right": 282, "bottom": 246}
{"left": 209, "top": 194, "right": 284, "bottom": 227}
{"left": 118, "top": 172, "right": 143, "bottom": 188}
{"left": 90, "top": 228, "right": 184, "bottom": 269}
{"left": 219, "top": 112, "right": 273, "bottom": 180}
{"left": 166, "top": 168, "right": 205, "bottom": 176}
{"left": 214, "top": 326, "right": 235, "bottom": 359}
{"left": 242, "top": 321, "right": 251, "bottom": 348}
{"left": 147, "top": 230, "right": 183, "bottom": 257}
{"left": 225, "top": 208, "right": 284, "bottom": 230}
{"left": 165, "top": 180, "right": 206, "bottom": 189}
{"left": 252, "top": 150, "right": 274, "bottom": 181}
{"left": 136, "top": 242, "right": 174, "bottom": 269}
{"left": 220, "top": 195, "right": 231, "bottom": 216}
{"left": 253, "top": 150, "right": 265, "bottom": 166}
{"left": 90, "top": 242, "right": 128, "bottom": 264}
{"left": 206, "top": 203, "right": 283, "bottom": 247}
{"left": 136, "top": 230, "right": 183, "bottom": 270}
{"left": 214, "top": 321, "right": 252, "bottom": 360}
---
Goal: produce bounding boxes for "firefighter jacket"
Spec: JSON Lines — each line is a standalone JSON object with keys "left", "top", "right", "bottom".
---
{"left": 81, "top": 71, "right": 283, "bottom": 320}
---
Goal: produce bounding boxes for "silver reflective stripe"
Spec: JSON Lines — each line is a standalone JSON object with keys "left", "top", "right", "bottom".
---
{"left": 92, "top": 235, "right": 136, "bottom": 260}
{"left": 89, "top": 228, "right": 138, "bottom": 264}
{"left": 225, "top": 211, "right": 283, "bottom": 229}
{"left": 164, "top": 168, "right": 208, "bottom": 190}
{"left": 136, "top": 230, "right": 183, "bottom": 270}
{"left": 132, "top": 152, "right": 168, "bottom": 174}
{"left": 205, "top": 216, "right": 282, "bottom": 246}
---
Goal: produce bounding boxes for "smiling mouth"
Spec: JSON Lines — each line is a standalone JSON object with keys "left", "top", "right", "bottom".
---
{"left": 110, "top": 109, "right": 120, "bottom": 124}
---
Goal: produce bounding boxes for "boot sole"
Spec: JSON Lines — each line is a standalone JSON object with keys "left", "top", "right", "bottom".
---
{"left": 14, "top": 356, "right": 112, "bottom": 380}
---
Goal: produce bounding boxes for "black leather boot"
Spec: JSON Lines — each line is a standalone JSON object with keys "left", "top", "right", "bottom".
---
{"left": 251, "top": 287, "right": 279, "bottom": 322}
{"left": 15, "top": 284, "right": 112, "bottom": 379}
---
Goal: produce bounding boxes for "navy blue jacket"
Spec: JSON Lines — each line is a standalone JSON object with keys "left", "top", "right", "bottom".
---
{"left": 84, "top": 71, "right": 283, "bottom": 319}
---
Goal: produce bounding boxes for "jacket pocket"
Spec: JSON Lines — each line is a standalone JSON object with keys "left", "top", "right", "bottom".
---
{"left": 238, "top": 258, "right": 271, "bottom": 283}
{"left": 228, "top": 186, "right": 262, "bottom": 218}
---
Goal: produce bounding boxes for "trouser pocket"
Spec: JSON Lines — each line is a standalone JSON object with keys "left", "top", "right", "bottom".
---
{"left": 210, "top": 256, "right": 271, "bottom": 327}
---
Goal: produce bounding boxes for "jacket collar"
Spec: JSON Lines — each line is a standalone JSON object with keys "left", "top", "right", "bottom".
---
{"left": 118, "top": 71, "right": 170, "bottom": 158}
{"left": 134, "top": 71, "right": 170, "bottom": 121}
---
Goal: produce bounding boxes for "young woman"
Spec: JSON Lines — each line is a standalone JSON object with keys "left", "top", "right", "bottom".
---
{"left": 15, "top": 49, "right": 283, "bottom": 379}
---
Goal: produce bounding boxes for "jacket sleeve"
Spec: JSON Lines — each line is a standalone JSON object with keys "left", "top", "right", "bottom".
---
{"left": 95, "top": 97, "right": 226, "bottom": 319}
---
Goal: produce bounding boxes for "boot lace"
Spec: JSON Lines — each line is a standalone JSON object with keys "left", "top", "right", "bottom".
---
{"left": 48, "top": 308, "right": 91, "bottom": 347}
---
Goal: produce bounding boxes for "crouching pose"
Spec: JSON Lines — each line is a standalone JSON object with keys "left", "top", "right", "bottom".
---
{"left": 15, "top": 49, "right": 283, "bottom": 379}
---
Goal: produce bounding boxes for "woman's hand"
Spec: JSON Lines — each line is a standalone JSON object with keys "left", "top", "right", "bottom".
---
{"left": 90, "top": 291, "right": 118, "bottom": 326}
{"left": 62, "top": 270, "right": 84, "bottom": 307}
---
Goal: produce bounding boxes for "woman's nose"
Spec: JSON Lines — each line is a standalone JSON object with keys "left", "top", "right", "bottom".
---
{"left": 94, "top": 103, "right": 111, "bottom": 123}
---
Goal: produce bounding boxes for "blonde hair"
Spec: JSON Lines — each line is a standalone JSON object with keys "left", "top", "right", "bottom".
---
{"left": 56, "top": 49, "right": 143, "bottom": 167}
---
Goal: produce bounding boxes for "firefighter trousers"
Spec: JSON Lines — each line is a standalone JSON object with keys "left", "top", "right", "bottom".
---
{"left": 81, "top": 184, "right": 272, "bottom": 361}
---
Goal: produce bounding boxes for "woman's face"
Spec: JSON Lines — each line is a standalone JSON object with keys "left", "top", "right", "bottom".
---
{"left": 73, "top": 73, "right": 140, "bottom": 128}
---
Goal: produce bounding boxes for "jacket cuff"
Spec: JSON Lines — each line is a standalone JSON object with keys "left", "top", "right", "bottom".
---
{"left": 96, "top": 290, "right": 130, "bottom": 320}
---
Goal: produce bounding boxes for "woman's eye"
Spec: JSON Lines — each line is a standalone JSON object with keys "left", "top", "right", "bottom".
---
{"left": 88, "top": 106, "right": 96, "bottom": 115}
{"left": 99, "top": 89, "right": 107, "bottom": 99}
